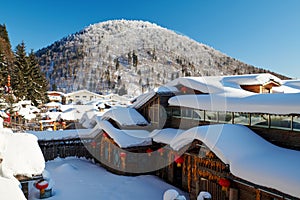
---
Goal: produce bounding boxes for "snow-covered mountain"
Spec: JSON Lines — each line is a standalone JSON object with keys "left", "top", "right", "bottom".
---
{"left": 35, "top": 20, "right": 287, "bottom": 96}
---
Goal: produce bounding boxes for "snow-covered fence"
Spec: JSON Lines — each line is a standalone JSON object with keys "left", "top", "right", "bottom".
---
{"left": 38, "top": 138, "right": 98, "bottom": 161}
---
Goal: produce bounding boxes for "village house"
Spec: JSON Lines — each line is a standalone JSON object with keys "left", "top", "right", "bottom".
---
{"left": 47, "top": 91, "right": 65, "bottom": 103}
{"left": 63, "top": 89, "right": 104, "bottom": 104}
{"left": 89, "top": 73, "right": 300, "bottom": 200}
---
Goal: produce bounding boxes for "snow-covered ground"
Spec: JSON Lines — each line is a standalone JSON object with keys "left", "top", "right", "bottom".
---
{"left": 28, "top": 157, "right": 188, "bottom": 200}
{"left": 0, "top": 128, "right": 45, "bottom": 200}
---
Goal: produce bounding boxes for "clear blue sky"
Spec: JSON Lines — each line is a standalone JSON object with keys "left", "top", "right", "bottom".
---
{"left": 1, "top": 0, "right": 300, "bottom": 78}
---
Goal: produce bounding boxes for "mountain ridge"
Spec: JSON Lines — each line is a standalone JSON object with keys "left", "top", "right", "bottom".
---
{"left": 35, "top": 20, "right": 288, "bottom": 96}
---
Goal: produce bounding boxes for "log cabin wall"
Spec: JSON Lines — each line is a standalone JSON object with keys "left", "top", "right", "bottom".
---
{"left": 240, "top": 81, "right": 280, "bottom": 94}
{"left": 240, "top": 85, "right": 262, "bottom": 93}
{"left": 154, "top": 140, "right": 300, "bottom": 200}
{"left": 137, "top": 93, "right": 175, "bottom": 130}
{"left": 38, "top": 135, "right": 300, "bottom": 200}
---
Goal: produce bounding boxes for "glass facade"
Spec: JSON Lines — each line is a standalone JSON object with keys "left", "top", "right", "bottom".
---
{"left": 270, "top": 115, "right": 291, "bottom": 130}
{"left": 251, "top": 114, "right": 269, "bottom": 127}
{"left": 168, "top": 106, "right": 300, "bottom": 132}
{"left": 233, "top": 113, "right": 250, "bottom": 125}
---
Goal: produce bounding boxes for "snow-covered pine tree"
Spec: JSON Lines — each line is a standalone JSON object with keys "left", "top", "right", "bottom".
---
{"left": 27, "top": 51, "right": 48, "bottom": 105}
{"left": 13, "top": 42, "right": 48, "bottom": 104}
{"left": 13, "top": 42, "right": 28, "bottom": 99}
{"left": 0, "top": 24, "right": 14, "bottom": 88}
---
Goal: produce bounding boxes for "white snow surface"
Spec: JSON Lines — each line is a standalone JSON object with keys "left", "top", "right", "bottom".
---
{"left": 282, "top": 79, "right": 300, "bottom": 90}
{"left": 79, "top": 107, "right": 107, "bottom": 128}
{"left": 165, "top": 73, "right": 284, "bottom": 96}
{"left": 150, "top": 128, "right": 185, "bottom": 145}
{"left": 102, "top": 107, "right": 149, "bottom": 126}
{"left": 45, "top": 102, "right": 62, "bottom": 108}
{"left": 154, "top": 86, "right": 179, "bottom": 94}
{"left": 0, "top": 129, "right": 45, "bottom": 178}
{"left": 98, "top": 120, "right": 151, "bottom": 148}
{"left": 130, "top": 91, "right": 156, "bottom": 109}
{"left": 169, "top": 92, "right": 300, "bottom": 115}
{"left": 170, "top": 124, "right": 300, "bottom": 198}
{"left": 28, "top": 129, "right": 93, "bottom": 141}
{"left": 272, "top": 79, "right": 300, "bottom": 93}
{"left": 28, "top": 157, "right": 188, "bottom": 200}
{"left": 0, "top": 176, "right": 26, "bottom": 200}
{"left": 57, "top": 107, "right": 82, "bottom": 121}
{"left": 221, "top": 73, "right": 282, "bottom": 86}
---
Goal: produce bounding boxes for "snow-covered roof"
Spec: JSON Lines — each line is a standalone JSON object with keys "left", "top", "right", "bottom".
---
{"left": 98, "top": 120, "right": 151, "bottom": 148}
{"left": 222, "top": 73, "right": 282, "bottom": 86}
{"left": 80, "top": 110, "right": 104, "bottom": 129}
{"left": 272, "top": 79, "right": 300, "bottom": 93}
{"left": 17, "top": 105, "right": 40, "bottom": 120}
{"left": 165, "top": 73, "right": 283, "bottom": 95}
{"left": 28, "top": 129, "right": 93, "bottom": 141}
{"left": 0, "top": 128, "right": 45, "bottom": 178}
{"left": 166, "top": 76, "right": 223, "bottom": 94}
{"left": 45, "top": 101, "right": 62, "bottom": 107}
{"left": 18, "top": 100, "right": 32, "bottom": 105}
{"left": 132, "top": 74, "right": 281, "bottom": 111}
{"left": 282, "top": 79, "right": 300, "bottom": 89}
{"left": 131, "top": 91, "right": 156, "bottom": 109}
{"left": 47, "top": 91, "right": 65, "bottom": 96}
{"left": 170, "top": 124, "right": 300, "bottom": 198}
{"left": 57, "top": 108, "right": 82, "bottom": 121}
{"left": 153, "top": 86, "right": 179, "bottom": 94}
{"left": 102, "top": 107, "right": 149, "bottom": 126}
{"left": 150, "top": 128, "right": 185, "bottom": 144}
{"left": 64, "top": 89, "right": 103, "bottom": 97}
{"left": 168, "top": 92, "right": 300, "bottom": 115}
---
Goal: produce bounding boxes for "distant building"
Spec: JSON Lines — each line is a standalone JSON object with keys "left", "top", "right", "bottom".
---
{"left": 47, "top": 91, "right": 65, "bottom": 103}
{"left": 64, "top": 89, "right": 103, "bottom": 104}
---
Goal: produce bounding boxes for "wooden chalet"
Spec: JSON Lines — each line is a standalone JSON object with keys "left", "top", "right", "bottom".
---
{"left": 240, "top": 79, "right": 280, "bottom": 93}
{"left": 90, "top": 74, "right": 300, "bottom": 200}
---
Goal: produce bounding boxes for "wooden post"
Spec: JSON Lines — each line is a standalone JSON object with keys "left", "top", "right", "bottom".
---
{"left": 187, "top": 155, "right": 191, "bottom": 192}
{"left": 256, "top": 189, "right": 261, "bottom": 200}
{"left": 229, "top": 188, "right": 239, "bottom": 200}
{"left": 21, "top": 182, "right": 29, "bottom": 199}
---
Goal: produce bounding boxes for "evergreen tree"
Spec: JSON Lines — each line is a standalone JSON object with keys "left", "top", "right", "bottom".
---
{"left": 0, "top": 47, "right": 7, "bottom": 87}
{"left": 132, "top": 51, "right": 138, "bottom": 68}
{"left": 127, "top": 52, "right": 132, "bottom": 65}
{"left": 0, "top": 24, "right": 14, "bottom": 87}
{"left": 13, "top": 43, "right": 48, "bottom": 105}
{"left": 13, "top": 42, "right": 28, "bottom": 99}
{"left": 0, "top": 24, "right": 11, "bottom": 49}
{"left": 52, "top": 83, "right": 57, "bottom": 91}
{"left": 115, "top": 58, "right": 119, "bottom": 70}
{"left": 27, "top": 50, "right": 49, "bottom": 105}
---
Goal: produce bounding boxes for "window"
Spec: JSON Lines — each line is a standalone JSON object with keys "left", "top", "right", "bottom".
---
{"left": 233, "top": 113, "right": 250, "bottom": 125}
{"left": 293, "top": 115, "right": 300, "bottom": 131}
{"left": 205, "top": 111, "right": 218, "bottom": 122}
{"left": 181, "top": 108, "right": 193, "bottom": 119}
{"left": 251, "top": 114, "right": 269, "bottom": 127}
{"left": 193, "top": 110, "right": 204, "bottom": 121}
{"left": 172, "top": 107, "right": 181, "bottom": 117}
{"left": 218, "top": 111, "right": 232, "bottom": 123}
{"left": 270, "top": 115, "right": 291, "bottom": 130}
